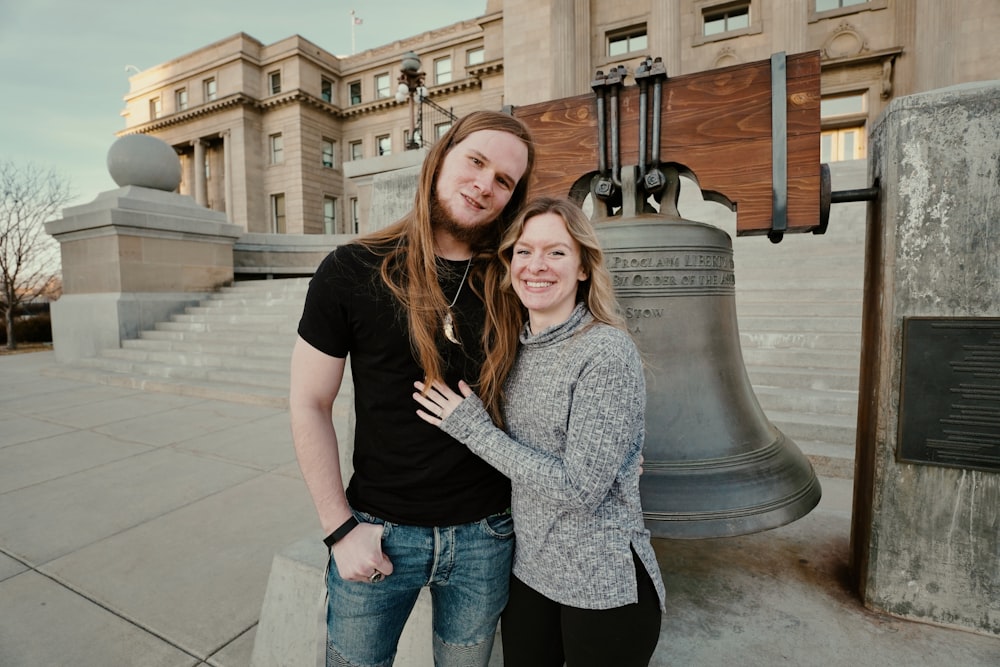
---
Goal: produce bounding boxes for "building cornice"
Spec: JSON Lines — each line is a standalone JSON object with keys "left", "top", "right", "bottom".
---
{"left": 339, "top": 79, "right": 484, "bottom": 119}
{"left": 118, "top": 90, "right": 343, "bottom": 136}
{"left": 819, "top": 46, "right": 903, "bottom": 69}
{"left": 467, "top": 60, "right": 504, "bottom": 78}
{"left": 118, "top": 57, "right": 502, "bottom": 134}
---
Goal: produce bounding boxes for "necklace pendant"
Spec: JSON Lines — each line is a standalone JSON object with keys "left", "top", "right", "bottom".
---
{"left": 443, "top": 310, "right": 460, "bottom": 345}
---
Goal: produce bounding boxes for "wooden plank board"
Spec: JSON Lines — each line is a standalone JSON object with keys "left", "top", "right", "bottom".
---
{"left": 512, "top": 51, "right": 821, "bottom": 236}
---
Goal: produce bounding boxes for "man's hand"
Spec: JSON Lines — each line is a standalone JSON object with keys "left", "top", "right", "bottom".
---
{"left": 331, "top": 522, "right": 394, "bottom": 583}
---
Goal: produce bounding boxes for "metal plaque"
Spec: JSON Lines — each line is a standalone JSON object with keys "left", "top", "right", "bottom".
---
{"left": 897, "top": 317, "right": 1000, "bottom": 472}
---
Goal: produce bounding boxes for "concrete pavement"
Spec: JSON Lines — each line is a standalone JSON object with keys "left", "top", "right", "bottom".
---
{"left": 1, "top": 350, "right": 998, "bottom": 666}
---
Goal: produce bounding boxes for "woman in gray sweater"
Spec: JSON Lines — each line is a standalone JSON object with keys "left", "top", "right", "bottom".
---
{"left": 414, "top": 196, "right": 665, "bottom": 665}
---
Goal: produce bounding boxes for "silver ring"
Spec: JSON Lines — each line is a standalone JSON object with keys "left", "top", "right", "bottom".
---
{"left": 369, "top": 570, "right": 384, "bottom": 584}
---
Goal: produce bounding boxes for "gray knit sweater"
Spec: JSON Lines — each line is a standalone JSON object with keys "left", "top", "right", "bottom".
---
{"left": 441, "top": 303, "right": 666, "bottom": 611}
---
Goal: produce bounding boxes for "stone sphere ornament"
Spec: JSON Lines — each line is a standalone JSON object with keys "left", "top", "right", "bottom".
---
{"left": 106, "top": 134, "right": 182, "bottom": 191}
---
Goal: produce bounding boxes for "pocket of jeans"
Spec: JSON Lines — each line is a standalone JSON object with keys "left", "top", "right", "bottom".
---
{"left": 353, "top": 509, "right": 393, "bottom": 539}
{"left": 481, "top": 510, "right": 514, "bottom": 539}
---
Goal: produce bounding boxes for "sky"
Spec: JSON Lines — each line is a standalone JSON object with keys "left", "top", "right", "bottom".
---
{"left": 0, "top": 0, "right": 486, "bottom": 207}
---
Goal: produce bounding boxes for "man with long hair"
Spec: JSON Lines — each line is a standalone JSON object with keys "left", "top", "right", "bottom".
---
{"left": 290, "top": 110, "right": 535, "bottom": 666}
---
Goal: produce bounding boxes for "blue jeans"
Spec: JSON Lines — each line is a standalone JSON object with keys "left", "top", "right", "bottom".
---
{"left": 326, "top": 509, "right": 515, "bottom": 667}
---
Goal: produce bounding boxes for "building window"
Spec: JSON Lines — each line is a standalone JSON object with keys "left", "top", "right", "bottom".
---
{"left": 175, "top": 88, "right": 188, "bottom": 111}
{"left": 270, "top": 133, "right": 284, "bottom": 164}
{"left": 350, "top": 197, "right": 359, "bottom": 234}
{"left": 704, "top": 3, "right": 750, "bottom": 37}
{"left": 608, "top": 26, "right": 647, "bottom": 57}
{"left": 269, "top": 71, "right": 281, "bottom": 95}
{"left": 467, "top": 47, "right": 484, "bottom": 66}
{"left": 375, "top": 73, "right": 391, "bottom": 99}
{"left": 821, "top": 93, "right": 866, "bottom": 118}
{"left": 321, "top": 78, "right": 333, "bottom": 103}
{"left": 349, "top": 140, "right": 363, "bottom": 161}
{"left": 821, "top": 128, "right": 866, "bottom": 162}
{"left": 271, "top": 194, "right": 286, "bottom": 233}
{"left": 322, "top": 138, "right": 336, "bottom": 168}
{"left": 821, "top": 92, "right": 867, "bottom": 162}
{"left": 435, "top": 122, "right": 452, "bottom": 140}
{"left": 323, "top": 196, "right": 337, "bottom": 234}
{"left": 204, "top": 78, "right": 217, "bottom": 102}
{"left": 434, "top": 57, "right": 452, "bottom": 85}
{"left": 816, "top": 0, "right": 868, "bottom": 11}
{"left": 376, "top": 134, "right": 391, "bottom": 156}
{"left": 149, "top": 97, "right": 161, "bottom": 120}
{"left": 349, "top": 80, "right": 362, "bottom": 105}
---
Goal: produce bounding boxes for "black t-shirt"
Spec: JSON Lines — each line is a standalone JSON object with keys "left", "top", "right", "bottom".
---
{"left": 297, "top": 242, "right": 511, "bottom": 526}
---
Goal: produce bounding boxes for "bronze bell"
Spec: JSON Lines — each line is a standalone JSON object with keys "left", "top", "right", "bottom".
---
{"left": 590, "top": 166, "right": 822, "bottom": 539}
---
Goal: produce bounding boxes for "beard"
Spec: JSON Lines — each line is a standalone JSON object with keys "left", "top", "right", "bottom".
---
{"left": 430, "top": 193, "right": 498, "bottom": 251}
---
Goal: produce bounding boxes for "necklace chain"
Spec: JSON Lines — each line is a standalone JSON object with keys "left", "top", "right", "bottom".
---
{"left": 442, "top": 258, "right": 472, "bottom": 345}
{"left": 446, "top": 258, "right": 473, "bottom": 308}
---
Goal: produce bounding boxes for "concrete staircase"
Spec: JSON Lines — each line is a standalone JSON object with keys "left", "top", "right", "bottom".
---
{"left": 47, "top": 279, "right": 311, "bottom": 408}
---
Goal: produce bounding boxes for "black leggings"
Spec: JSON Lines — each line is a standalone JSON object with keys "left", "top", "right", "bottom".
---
{"left": 499, "top": 548, "right": 662, "bottom": 666}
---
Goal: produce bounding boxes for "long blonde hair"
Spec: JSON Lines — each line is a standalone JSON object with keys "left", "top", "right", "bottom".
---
{"left": 479, "top": 196, "right": 625, "bottom": 425}
{"left": 356, "top": 110, "right": 535, "bottom": 389}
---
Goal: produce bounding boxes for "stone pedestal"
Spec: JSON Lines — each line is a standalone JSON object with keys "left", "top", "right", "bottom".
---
{"left": 852, "top": 81, "right": 1000, "bottom": 636}
{"left": 45, "top": 185, "right": 242, "bottom": 362}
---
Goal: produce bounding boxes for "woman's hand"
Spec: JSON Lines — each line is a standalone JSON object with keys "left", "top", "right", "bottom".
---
{"left": 413, "top": 379, "right": 473, "bottom": 426}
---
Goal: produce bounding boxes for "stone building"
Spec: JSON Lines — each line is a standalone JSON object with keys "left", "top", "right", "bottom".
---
{"left": 118, "top": 0, "right": 997, "bottom": 235}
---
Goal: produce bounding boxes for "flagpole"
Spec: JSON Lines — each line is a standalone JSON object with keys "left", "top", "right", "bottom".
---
{"left": 350, "top": 9, "right": 357, "bottom": 55}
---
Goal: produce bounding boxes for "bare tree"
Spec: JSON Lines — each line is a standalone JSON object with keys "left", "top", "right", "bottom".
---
{"left": 0, "top": 160, "right": 73, "bottom": 350}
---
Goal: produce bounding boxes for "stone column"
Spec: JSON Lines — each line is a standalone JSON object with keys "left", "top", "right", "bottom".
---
{"left": 650, "top": 0, "right": 681, "bottom": 74}
{"left": 550, "top": 0, "right": 576, "bottom": 99}
{"left": 193, "top": 138, "right": 207, "bottom": 206}
{"left": 852, "top": 81, "right": 1000, "bottom": 637}
{"left": 223, "top": 130, "right": 232, "bottom": 216}
{"left": 769, "top": 0, "right": 807, "bottom": 55}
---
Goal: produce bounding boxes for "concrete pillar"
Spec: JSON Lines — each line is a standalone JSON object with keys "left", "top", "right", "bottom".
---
{"left": 852, "top": 80, "right": 1000, "bottom": 637}
{"left": 649, "top": 0, "right": 681, "bottom": 74}
{"left": 769, "top": 0, "right": 807, "bottom": 55}
{"left": 550, "top": 0, "right": 575, "bottom": 100}
{"left": 45, "top": 186, "right": 243, "bottom": 363}
{"left": 223, "top": 130, "right": 232, "bottom": 216}
{"left": 193, "top": 138, "right": 207, "bottom": 206}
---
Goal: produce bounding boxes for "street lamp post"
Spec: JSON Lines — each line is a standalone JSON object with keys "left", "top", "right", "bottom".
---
{"left": 395, "top": 51, "right": 427, "bottom": 150}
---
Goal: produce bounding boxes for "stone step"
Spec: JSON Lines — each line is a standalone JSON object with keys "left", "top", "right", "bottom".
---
{"left": 170, "top": 312, "right": 297, "bottom": 325}
{"left": 752, "top": 385, "right": 858, "bottom": 418}
{"left": 737, "top": 315, "right": 862, "bottom": 333}
{"left": 44, "top": 364, "right": 291, "bottom": 408}
{"left": 122, "top": 337, "right": 293, "bottom": 358}
{"left": 736, "top": 299, "right": 863, "bottom": 318}
{"left": 186, "top": 302, "right": 304, "bottom": 315}
{"left": 795, "top": 440, "right": 856, "bottom": 479}
{"left": 746, "top": 365, "right": 859, "bottom": 392}
{"left": 767, "top": 409, "right": 857, "bottom": 447}
{"left": 740, "top": 346, "right": 861, "bottom": 370}
{"left": 138, "top": 329, "right": 293, "bottom": 345}
{"left": 154, "top": 320, "right": 297, "bottom": 335}
{"left": 74, "top": 356, "right": 290, "bottom": 391}
{"left": 740, "top": 331, "right": 861, "bottom": 351}
{"left": 100, "top": 347, "right": 291, "bottom": 373}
